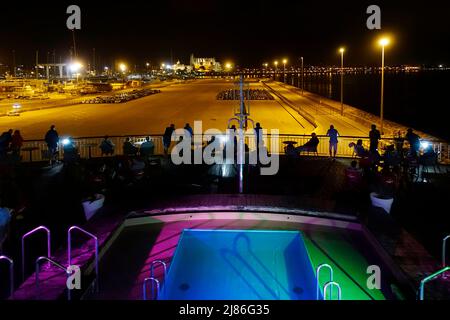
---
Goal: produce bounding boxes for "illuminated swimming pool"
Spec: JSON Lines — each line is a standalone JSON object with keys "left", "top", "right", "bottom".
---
{"left": 160, "top": 229, "right": 320, "bottom": 300}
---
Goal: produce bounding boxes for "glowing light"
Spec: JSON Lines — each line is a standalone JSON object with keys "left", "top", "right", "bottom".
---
{"left": 70, "top": 62, "right": 83, "bottom": 73}
{"left": 119, "top": 63, "right": 127, "bottom": 73}
{"left": 339, "top": 47, "right": 345, "bottom": 53}
{"left": 274, "top": 60, "right": 278, "bottom": 66}
{"left": 378, "top": 37, "right": 390, "bottom": 47}
{"left": 282, "top": 59, "right": 287, "bottom": 64}
{"left": 420, "top": 141, "right": 430, "bottom": 150}
{"left": 225, "top": 62, "right": 232, "bottom": 70}
{"left": 12, "top": 103, "right": 21, "bottom": 109}
{"left": 62, "top": 138, "right": 71, "bottom": 146}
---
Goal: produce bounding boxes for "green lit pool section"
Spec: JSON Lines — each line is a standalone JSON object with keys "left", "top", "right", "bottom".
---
{"left": 160, "top": 229, "right": 321, "bottom": 300}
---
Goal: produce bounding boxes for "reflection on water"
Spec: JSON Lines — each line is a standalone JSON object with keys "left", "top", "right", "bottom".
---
{"left": 273, "top": 71, "right": 450, "bottom": 141}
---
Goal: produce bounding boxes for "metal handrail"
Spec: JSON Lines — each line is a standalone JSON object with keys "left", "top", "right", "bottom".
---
{"left": 0, "top": 255, "right": 14, "bottom": 298}
{"left": 21, "top": 226, "right": 51, "bottom": 280}
{"left": 323, "top": 281, "right": 342, "bottom": 300}
{"left": 142, "top": 277, "right": 160, "bottom": 300}
{"left": 35, "top": 256, "right": 71, "bottom": 300}
{"left": 150, "top": 260, "right": 167, "bottom": 280}
{"left": 418, "top": 266, "right": 450, "bottom": 300}
{"left": 316, "top": 263, "right": 333, "bottom": 300}
{"left": 68, "top": 226, "right": 99, "bottom": 292}
{"left": 442, "top": 235, "right": 450, "bottom": 268}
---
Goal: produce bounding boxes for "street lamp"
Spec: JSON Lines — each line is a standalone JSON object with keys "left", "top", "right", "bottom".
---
{"left": 282, "top": 59, "right": 287, "bottom": 83}
{"left": 119, "top": 63, "right": 127, "bottom": 73}
{"left": 339, "top": 47, "right": 345, "bottom": 116}
{"left": 378, "top": 37, "right": 390, "bottom": 135}
{"left": 274, "top": 60, "right": 278, "bottom": 78}
{"left": 300, "top": 57, "right": 304, "bottom": 95}
{"left": 69, "top": 62, "right": 83, "bottom": 83}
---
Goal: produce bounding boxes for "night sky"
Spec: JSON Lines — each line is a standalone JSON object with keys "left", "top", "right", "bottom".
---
{"left": 1, "top": 0, "right": 450, "bottom": 68}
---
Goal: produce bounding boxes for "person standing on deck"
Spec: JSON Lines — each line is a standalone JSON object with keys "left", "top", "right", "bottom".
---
{"left": 254, "top": 122, "right": 264, "bottom": 163}
{"left": 369, "top": 124, "right": 381, "bottom": 155}
{"left": 326, "top": 125, "right": 339, "bottom": 160}
{"left": 163, "top": 124, "right": 175, "bottom": 155}
{"left": 44, "top": 125, "right": 59, "bottom": 165}
{"left": 405, "top": 128, "right": 421, "bottom": 157}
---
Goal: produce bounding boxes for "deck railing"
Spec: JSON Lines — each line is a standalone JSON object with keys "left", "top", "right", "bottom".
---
{"left": 14, "top": 134, "right": 449, "bottom": 164}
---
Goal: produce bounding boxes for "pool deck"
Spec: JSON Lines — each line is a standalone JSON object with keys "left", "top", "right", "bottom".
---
{"left": 8, "top": 194, "right": 449, "bottom": 300}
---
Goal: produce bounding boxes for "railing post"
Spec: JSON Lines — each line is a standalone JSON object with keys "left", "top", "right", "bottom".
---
{"left": 419, "top": 266, "right": 450, "bottom": 300}
{"left": 68, "top": 226, "right": 99, "bottom": 292}
{"left": 442, "top": 235, "right": 450, "bottom": 278}
{"left": 316, "top": 263, "right": 333, "bottom": 300}
{"left": 0, "top": 255, "right": 14, "bottom": 298}
{"left": 323, "top": 281, "right": 342, "bottom": 300}
{"left": 21, "top": 226, "right": 51, "bottom": 280}
{"left": 35, "top": 256, "right": 71, "bottom": 300}
{"left": 143, "top": 277, "right": 160, "bottom": 300}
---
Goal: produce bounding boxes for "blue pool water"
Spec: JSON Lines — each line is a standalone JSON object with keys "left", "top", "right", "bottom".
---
{"left": 160, "top": 229, "right": 321, "bottom": 300}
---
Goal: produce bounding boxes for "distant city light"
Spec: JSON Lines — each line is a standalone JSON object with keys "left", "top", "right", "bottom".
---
{"left": 104, "top": 66, "right": 109, "bottom": 71}
{"left": 225, "top": 62, "right": 232, "bottom": 70}
{"left": 282, "top": 59, "right": 287, "bottom": 65}
{"left": 438, "top": 64, "right": 443, "bottom": 68}
{"left": 119, "top": 63, "right": 127, "bottom": 73}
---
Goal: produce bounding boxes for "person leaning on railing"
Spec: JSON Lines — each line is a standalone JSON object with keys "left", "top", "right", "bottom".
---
{"left": 99, "top": 135, "right": 115, "bottom": 156}
{"left": 123, "top": 137, "right": 138, "bottom": 157}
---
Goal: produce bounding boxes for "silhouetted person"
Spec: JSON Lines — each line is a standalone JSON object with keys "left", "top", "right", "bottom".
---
{"left": 254, "top": 122, "right": 263, "bottom": 163}
{"left": 184, "top": 123, "right": 193, "bottom": 137}
{"left": 0, "top": 129, "right": 13, "bottom": 158}
{"left": 100, "top": 135, "right": 115, "bottom": 156}
{"left": 123, "top": 137, "right": 138, "bottom": 156}
{"left": 163, "top": 124, "right": 175, "bottom": 155}
{"left": 140, "top": 136, "right": 155, "bottom": 158}
{"left": 326, "top": 125, "right": 339, "bottom": 159}
{"left": 296, "top": 133, "right": 319, "bottom": 154}
{"left": 405, "top": 128, "right": 420, "bottom": 156}
{"left": 11, "top": 130, "right": 24, "bottom": 159}
{"left": 369, "top": 124, "right": 381, "bottom": 154}
{"left": 44, "top": 125, "right": 59, "bottom": 165}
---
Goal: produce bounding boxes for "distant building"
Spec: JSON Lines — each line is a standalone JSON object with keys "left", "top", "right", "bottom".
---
{"left": 190, "top": 54, "right": 222, "bottom": 72}
{"left": 171, "top": 60, "right": 192, "bottom": 72}
{"left": 0, "top": 63, "right": 9, "bottom": 77}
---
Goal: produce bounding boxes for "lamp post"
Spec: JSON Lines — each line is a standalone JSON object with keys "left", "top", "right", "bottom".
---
{"left": 282, "top": 59, "right": 287, "bottom": 83}
{"left": 300, "top": 56, "right": 304, "bottom": 95}
{"left": 274, "top": 60, "right": 278, "bottom": 79}
{"left": 339, "top": 48, "right": 345, "bottom": 116}
{"left": 378, "top": 37, "right": 390, "bottom": 135}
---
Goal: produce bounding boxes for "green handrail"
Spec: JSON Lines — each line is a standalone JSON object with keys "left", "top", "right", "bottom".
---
{"left": 418, "top": 266, "right": 450, "bottom": 300}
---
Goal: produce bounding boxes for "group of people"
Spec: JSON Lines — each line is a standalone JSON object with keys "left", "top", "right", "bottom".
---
{"left": 0, "top": 129, "right": 24, "bottom": 160}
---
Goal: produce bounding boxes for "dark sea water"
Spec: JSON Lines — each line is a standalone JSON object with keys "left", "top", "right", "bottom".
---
{"left": 279, "top": 70, "right": 449, "bottom": 141}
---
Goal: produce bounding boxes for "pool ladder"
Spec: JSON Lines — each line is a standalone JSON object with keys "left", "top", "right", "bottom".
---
{"left": 17, "top": 225, "right": 99, "bottom": 300}
{"left": 0, "top": 255, "right": 14, "bottom": 298}
{"left": 316, "top": 263, "right": 342, "bottom": 300}
{"left": 417, "top": 234, "right": 450, "bottom": 300}
{"left": 143, "top": 260, "right": 167, "bottom": 300}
